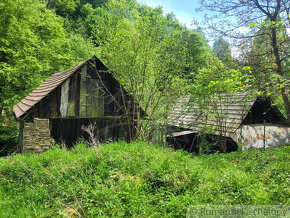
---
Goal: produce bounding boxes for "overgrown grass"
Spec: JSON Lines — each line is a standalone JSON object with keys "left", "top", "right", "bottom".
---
{"left": 0, "top": 142, "right": 289, "bottom": 217}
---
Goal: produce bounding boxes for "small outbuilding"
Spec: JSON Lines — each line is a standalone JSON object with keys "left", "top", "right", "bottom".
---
{"left": 13, "top": 56, "right": 145, "bottom": 153}
{"left": 167, "top": 93, "right": 289, "bottom": 152}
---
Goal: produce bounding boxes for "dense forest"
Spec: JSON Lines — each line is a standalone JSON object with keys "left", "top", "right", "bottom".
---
{"left": 0, "top": 0, "right": 289, "bottom": 154}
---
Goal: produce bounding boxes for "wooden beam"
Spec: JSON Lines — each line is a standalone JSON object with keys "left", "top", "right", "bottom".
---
{"left": 19, "top": 120, "right": 24, "bottom": 153}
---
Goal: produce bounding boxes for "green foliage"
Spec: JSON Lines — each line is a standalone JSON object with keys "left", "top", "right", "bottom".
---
{"left": 243, "top": 18, "right": 289, "bottom": 117}
{"left": 0, "top": 0, "right": 61, "bottom": 108}
{"left": 200, "top": 0, "right": 290, "bottom": 122}
{"left": 212, "top": 37, "right": 232, "bottom": 65}
{"left": 0, "top": 0, "right": 213, "bottom": 142}
{"left": 0, "top": 125, "right": 18, "bottom": 156}
{"left": 44, "top": 0, "right": 108, "bottom": 18}
{"left": 191, "top": 57, "right": 253, "bottom": 96}
{"left": 182, "top": 30, "right": 213, "bottom": 80}
{"left": 81, "top": 0, "right": 210, "bottom": 139}
{"left": 0, "top": 142, "right": 288, "bottom": 216}
{"left": 0, "top": 0, "right": 96, "bottom": 125}
{"left": 45, "top": 0, "right": 81, "bottom": 17}
{"left": 189, "top": 59, "right": 254, "bottom": 152}
{"left": 196, "top": 132, "right": 216, "bottom": 155}
{"left": 245, "top": 18, "right": 289, "bottom": 87}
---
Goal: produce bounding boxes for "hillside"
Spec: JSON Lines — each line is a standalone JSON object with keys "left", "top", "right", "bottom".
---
{"left": 0, "top": 143, "right": 289, "bottom": 217}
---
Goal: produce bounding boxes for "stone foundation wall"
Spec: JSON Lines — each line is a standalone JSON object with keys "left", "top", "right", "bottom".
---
{"left": 23, "top": 118, "right": 51, "bottom": 153}
{"left": 232, "top": 124, "right": 290, "bottom": 150}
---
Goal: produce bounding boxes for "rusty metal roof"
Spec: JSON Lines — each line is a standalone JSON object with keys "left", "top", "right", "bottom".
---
{"left": 167, "top": 93, "right": 256, "bottom": 137}
{"left": 13, "top": 60, "right": 87, "bottom": 119}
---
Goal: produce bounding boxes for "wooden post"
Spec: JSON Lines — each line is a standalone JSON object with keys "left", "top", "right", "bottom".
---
{"left": 19, "top": 120, "right": 24, "bottom": 153}
{"left": 263, "top": 119, "right": 266, "bottom": 150}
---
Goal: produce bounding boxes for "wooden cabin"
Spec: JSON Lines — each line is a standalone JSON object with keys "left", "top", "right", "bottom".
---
{"left": 13, "top": 56, "right": 145, "bottom": 153}
{"left": 167, "top": 93, "right": 289, "bottom": 152}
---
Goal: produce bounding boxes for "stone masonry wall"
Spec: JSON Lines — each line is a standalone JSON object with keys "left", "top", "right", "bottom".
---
{"left": 232, "top": 124, "right": 290, "bottom": 150}
{"left": 23, "top": 118, "right": 51, "bottom": 153}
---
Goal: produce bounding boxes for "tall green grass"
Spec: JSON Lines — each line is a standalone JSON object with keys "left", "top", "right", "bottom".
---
{"left": 0, "top": 142, "right": 289, "bottom": 217}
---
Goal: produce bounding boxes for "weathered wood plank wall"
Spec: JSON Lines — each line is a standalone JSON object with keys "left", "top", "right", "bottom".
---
{"left": 15, "top": 57, "right": 145, "bottom": 152}
{"left": 32, "top": 62, "right": 141, "bottom": 120}
{"left": 27, "top": 61, "right": 141, "bottom": 146}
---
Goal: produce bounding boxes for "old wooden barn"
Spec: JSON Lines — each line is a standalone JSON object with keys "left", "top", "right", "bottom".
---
{"left": 13, "top": 56, "right": 145, "bottom": 153}
{"left": 167, "top": 93, "right": 290, "bottom": 152}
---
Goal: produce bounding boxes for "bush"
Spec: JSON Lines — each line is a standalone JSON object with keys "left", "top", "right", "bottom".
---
{"left": 0, "top": 125, "right": 18, "bottom": 156}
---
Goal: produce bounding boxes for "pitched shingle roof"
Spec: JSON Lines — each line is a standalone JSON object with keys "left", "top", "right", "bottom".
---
{"left": 167, "top": 93, "right": 256, "bottom": 137}
{"left": 13, "top": 60, "right": 87, "bottom": 119}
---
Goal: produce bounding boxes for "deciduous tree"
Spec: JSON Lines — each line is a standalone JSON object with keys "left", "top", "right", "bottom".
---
{"left": 199, "top": 0, "right": 290, "bottom": 123}
{"left": 212, "top": 37, "right": 232, "bottom": 63}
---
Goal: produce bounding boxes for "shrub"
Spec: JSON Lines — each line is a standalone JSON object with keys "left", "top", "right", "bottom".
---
{"left": 0, "top": 125, "right": 18, "bottom": 156}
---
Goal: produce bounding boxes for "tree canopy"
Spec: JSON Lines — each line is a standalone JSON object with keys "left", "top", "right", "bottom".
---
{"left": 200, "top": 0, "right": 290, "bottom": 122}
{"left": 212, "top": 37, "right": 233, "bottom": 65}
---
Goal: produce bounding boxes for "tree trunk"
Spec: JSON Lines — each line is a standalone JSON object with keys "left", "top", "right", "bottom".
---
{"left": 281, "top": 87, "right": 290, "bottom": 124}
{"left": 270, "top": 22, "right": 290, "bottom": 123}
